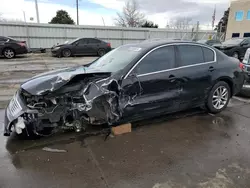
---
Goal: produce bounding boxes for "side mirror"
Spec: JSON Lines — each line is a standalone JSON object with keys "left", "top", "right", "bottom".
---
{"left": 241, "top": 42, "right": 249, "bottom": 46}
{"left": 74, "top": 42, "right": 79, "bottom": 46}
{"left": 127, "top": 72, "right": 138, "bottom": 78}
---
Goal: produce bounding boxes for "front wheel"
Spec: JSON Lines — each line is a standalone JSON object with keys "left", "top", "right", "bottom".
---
{"left": 62, "top": 49, "right": 72, "bottom": 57}
{"left": 206, "top": 81, "right": 231, "bottom": 113}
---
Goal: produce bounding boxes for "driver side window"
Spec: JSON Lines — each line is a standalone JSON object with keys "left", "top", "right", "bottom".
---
{"left": 135, "top": 46, "right": 175, "bottom": 75}
{"left": 78, "top": 39, "right": 88, "bottom": 45}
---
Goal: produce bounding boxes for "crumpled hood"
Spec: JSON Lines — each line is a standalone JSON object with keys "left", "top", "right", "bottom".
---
{"left": 21, "top": 66, "right": 111, "bottom": 95}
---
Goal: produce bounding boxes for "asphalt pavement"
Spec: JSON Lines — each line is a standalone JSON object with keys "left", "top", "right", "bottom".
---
{"left": 1, "top": 97, "right": 250, "bottom": 188}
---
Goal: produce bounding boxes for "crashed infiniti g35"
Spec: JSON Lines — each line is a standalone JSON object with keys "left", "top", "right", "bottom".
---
{"left": 3, "top": 41, "right": 245, "bottom": 137}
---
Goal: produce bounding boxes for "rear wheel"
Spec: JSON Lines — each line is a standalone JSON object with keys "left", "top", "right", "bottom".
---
{"left": 206, "top": 81, "right": 231, "bottom": 113}
{"left": 3, "top": 48, "right": 15, "bottom": 59}
{"left": 62, "top": 49, "right": 72, "bottom": 57}
{"left": 98, "top": 49, "right": 106, "bottom": 56}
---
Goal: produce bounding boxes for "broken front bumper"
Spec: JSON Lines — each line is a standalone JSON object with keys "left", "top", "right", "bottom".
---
{"left": 3, "top": 91, "right": 28, "bottom": 136}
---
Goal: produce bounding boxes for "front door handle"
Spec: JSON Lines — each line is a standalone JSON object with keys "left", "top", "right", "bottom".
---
{"left": 208, "top": 66, "right": 215, "bottom": 72}
{"left": 169, "top": 74, "right": 176, "bottom": 82}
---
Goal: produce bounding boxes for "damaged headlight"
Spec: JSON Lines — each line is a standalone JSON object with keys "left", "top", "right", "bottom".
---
{"left": 7, "top": 92, "right": 22, "bottom": 118}
{"left": 53, "top": 47, "right": 60, "bottom": 50}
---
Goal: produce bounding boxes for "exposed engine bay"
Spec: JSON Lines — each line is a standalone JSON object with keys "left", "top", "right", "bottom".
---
{"left": 4, "top": 64, "right": 140, "bottom": 137}
{"left": 23, "top": 75, "right": 122, "bottom": 135}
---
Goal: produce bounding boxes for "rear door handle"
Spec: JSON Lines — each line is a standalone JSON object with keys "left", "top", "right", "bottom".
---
{"left": 208, "top": 66, "right": 215, "bottom": 72}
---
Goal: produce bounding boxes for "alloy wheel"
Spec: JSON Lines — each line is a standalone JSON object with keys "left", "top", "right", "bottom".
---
{"left": 212, "top": 86, "right": 229, "bottom": 110}
{"left": 98, "top": 49, "right": 105, "bottom": 56}
{"left": 63, "top": 49, "right": 71, "bottom": 57}
{"left": 4, "top": 49, "right": 15, "bottom": 59}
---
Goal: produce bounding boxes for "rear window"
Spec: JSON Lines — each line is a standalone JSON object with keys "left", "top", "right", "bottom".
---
{"left": 177, "top": 45, "right": 204, "bottom": 67}
{"left": 202, "top": 47, "right": 214, "bottom": 62}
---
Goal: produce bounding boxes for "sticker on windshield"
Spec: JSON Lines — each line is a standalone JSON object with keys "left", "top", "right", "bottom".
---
{"left": 128, "top": 47, "right": 142, "bottom": 52}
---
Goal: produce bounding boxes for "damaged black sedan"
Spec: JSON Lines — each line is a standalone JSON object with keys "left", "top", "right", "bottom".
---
{"left": 3, "top": 40, "right": 245, "bottom": 137}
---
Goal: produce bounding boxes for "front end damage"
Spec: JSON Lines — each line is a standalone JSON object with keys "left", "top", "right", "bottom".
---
{"left": 4, "top": 71, "right": 124, "bottom": 137}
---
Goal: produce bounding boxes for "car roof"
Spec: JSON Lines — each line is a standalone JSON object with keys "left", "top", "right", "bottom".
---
{"left": 123, "top": 39, "right": 209, "bottom": 50}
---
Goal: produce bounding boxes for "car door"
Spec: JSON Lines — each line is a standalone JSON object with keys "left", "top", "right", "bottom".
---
{"left": 174, "top": 44, "right": 216, "bottom": 109}
{"left": 88, "top": 38, "right": 101, "bottom": 54}
{"left": 120, "top": 45, "right": 182, "bottom": 120}
{"left": 74, "top": 38, "right": 91, "bottom": 55}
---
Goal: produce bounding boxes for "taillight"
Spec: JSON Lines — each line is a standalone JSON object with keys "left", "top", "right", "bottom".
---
{"left": 107, "top": 43, "right": 111, "bottom": 47}
{"left": 18, "top": 42, "right": 26, "bottom": 47}
{"left": 239, "top": 62, "right": 245, "bottom": 70}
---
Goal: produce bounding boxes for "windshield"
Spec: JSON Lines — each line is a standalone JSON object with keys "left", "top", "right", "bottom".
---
{"left": 88, "top": 45, "right": 143, "bottom": 73}
{"left": 223, "top": 38, "right": 244, "bottom": 45}
{"left": 65, "top": 38, "right": 80, "bottom": 44}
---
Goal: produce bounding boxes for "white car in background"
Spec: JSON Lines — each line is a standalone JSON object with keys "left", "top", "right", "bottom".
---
{"left": 240, "top": 48, "right": 250, "bottom": 96}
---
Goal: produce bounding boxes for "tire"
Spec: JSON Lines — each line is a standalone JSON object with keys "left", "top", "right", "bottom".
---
{"left": 3, "top": 48, "right": 15, "bottom": 59}
{"left": 98, "top": 49, "right": 106, "bottom": 57}
{"left": 233, "top": 52, "right": 239, "bottom": 59}
{"left": 62, "top": 49, "right": 72, "bottom": 57}
{"left": 206, "top": 81, "right": 231, "bottom": 113}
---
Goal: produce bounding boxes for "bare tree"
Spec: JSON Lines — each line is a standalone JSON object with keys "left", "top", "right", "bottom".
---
{"left": 114, "top": 0, "right": 145, "bottom": 27}
{"left": 167, "top": 17, "right": 193, "bottom": 30}
{"left": 0, "top": 13, "right": 23, "bottom": 22}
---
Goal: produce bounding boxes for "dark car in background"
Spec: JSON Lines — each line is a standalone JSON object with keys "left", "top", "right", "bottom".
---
{"left": 3, "top": 40, "right": 245, "bottom": 137}
{"left": 51, "top": 37, "right": 112, "bottom": 57}
{"left": 0, "top": 36, "right": 28, "bottom": 59}
{"left": 213, "top": 38, "right": 250, "bottom": 60}
{"left": 197, "top": 39, "right": 221, "bottom": 46}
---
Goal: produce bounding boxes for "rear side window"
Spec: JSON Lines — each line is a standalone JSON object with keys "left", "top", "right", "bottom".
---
{"left": 136, "top": 46, "right": 175, "bottom": 75}
{"left": 177, "top": 45, "right": 204, "bottom": 66}
{"left": 89, "top": 39, "right": 101, "bottom": 44}
{"left": 202, "top": 47, "right": 214, "bottom": 62}
{"left": 78, "top": 39, "right": 88, "bottom": 44}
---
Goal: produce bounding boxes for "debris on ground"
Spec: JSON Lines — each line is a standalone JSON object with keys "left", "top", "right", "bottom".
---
{"left": 111, "top": 123, "right": 132, "bottom": 135}
{"left": 42, "top": 147, "right": 67, "bottom": 153}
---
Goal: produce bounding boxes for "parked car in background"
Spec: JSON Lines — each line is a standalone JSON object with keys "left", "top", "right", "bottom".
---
{"left": 197, "top": 39, "right": 221, "bottom": 46}
{"left": 3, "top": 40, "right": 245, "bottom": 137}
{"left": 239, "top": 48, "right": 250, "bottom": 97}
{"left": 51, "top": 38, "right": 111, "bottom": 57}
{"left": 0, "top": 36, "right": 28, "bottom": 59}
{"left": 213, "top": 38, "right": 250, "bottom": 60}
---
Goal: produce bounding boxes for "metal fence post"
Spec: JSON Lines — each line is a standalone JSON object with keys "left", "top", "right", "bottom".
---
{"left": 26, "top": 23, "right": 31, "bottom": 49}
{"left": 121, "top": 29, "right": 124, "bottom": 45}
{"left": 195, "top": 21, "right": 199, "bottom": 41}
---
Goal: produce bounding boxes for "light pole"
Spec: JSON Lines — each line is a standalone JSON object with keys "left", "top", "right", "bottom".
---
{"left": 35, "top": 0, "right": 40, "bottom": 23}
{"left": 76, "top": 0, "right": 79, "bottom": 25}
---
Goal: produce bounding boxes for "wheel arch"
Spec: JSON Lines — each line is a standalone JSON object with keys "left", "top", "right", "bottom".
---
{"left": 215, "top": 76, "right": 234, "bottom": 97}
{"left": 2, "top": 47, "right": 15, "bottom": 55}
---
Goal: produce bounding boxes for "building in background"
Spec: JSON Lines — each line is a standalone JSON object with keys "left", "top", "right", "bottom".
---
{"left": 226, "top": 0, "right": 250, "bottom": 39}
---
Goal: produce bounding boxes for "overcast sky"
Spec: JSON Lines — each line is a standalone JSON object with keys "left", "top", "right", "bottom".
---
{"left": 0, "top": 0, "right": 231, "bottom": 28}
